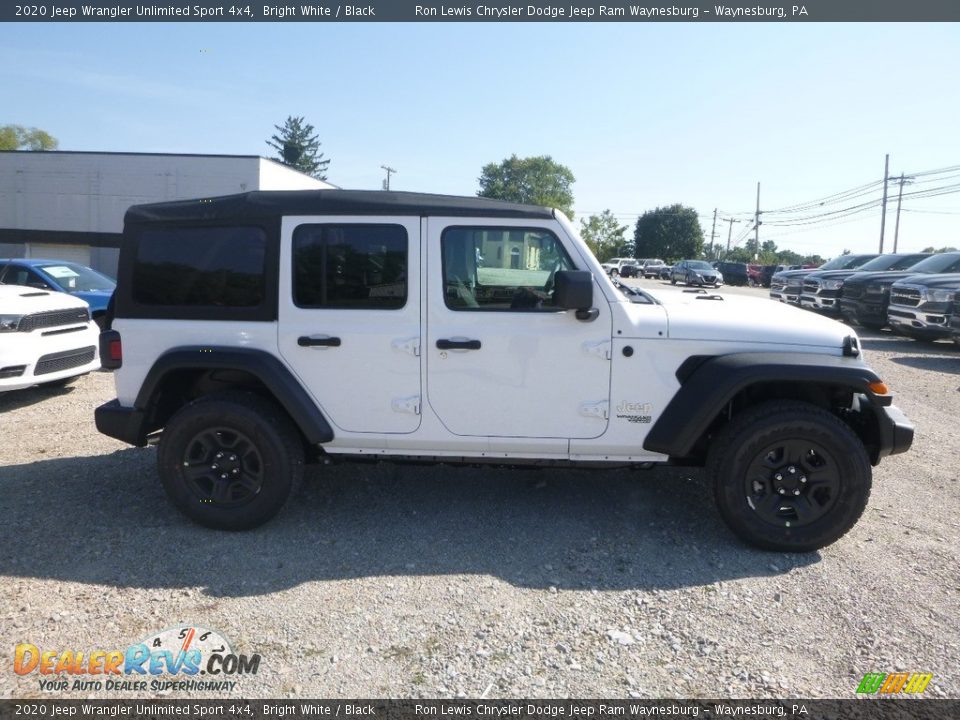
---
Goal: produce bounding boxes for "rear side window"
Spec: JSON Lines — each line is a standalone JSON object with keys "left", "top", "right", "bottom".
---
{"left": 292, "top": 224, "right": 407, "bottom": 310}
{"left": 132, "top": 226, "right": 267, "bottom": 307}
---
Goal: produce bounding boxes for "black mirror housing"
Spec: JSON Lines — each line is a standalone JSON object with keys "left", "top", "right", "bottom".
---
{"left": 554, "top": 271, "right": 593, "bottom": 310}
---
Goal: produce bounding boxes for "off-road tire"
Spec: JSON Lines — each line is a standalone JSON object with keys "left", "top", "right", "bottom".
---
{"left": 706, "top": 400, "right": 871, "bottom": 552}
{"left": 158, "top": 391, "right": 305, "bottom": 530}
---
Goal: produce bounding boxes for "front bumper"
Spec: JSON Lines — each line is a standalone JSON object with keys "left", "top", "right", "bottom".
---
{"left": 872, "top": 402, "right": 914, "bottom": 462}
{"left": 887, "top": 306, "right": 951, "bottom": 338}
{"left": 800, "top": 291, "right": 841, "bottom": 314}
{"left": 95, "top": 399, "right": 149, "bottom": 446}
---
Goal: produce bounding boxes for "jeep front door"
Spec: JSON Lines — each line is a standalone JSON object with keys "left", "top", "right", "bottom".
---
{"left": 426, "top": 219, "right": 612, "bottom": 441}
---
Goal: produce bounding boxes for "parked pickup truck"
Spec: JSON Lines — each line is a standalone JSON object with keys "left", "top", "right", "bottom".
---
{"left": 94, "top": 190, "right": 913, "bottom": 552}
{"left": 887, "top": 273, "right": 960, "bottom": 341}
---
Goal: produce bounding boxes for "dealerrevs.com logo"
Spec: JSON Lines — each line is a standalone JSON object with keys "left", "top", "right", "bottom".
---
{"left": 856, "top": 672, "right": 933, "bottom": 695}
{"left": 13, "top": 626, "right": 261, "bottom": 693}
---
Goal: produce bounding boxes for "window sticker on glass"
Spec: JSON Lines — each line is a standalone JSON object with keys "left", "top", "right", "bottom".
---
{"left": 44, "top": 266, "right": 81, "bottom": 279}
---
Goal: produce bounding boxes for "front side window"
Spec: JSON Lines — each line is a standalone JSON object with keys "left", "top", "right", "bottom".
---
{"left": 293, "top": 224, "right": 407, "bottom": 310}
{"left": 442, "top": 227, "right": 575, "bottom": 311}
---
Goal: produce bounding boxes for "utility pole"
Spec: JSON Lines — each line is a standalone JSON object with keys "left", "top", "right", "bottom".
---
{"left": 892, "top": 173, "right": 914, "bottom": 252}
{"left": 754, "top": 182, "right": 761, "bottom": 260}
{"left": 725, "top": 218, "right": 741, "bottom": 255}
{"left": 709, "top": 208, "right": 718, "bottom": 259}
{"left": 381, "top": 165, "right": 397, "bottom": 191}
{"left": 879, "top": 154, "right": 889, "bottom": 253}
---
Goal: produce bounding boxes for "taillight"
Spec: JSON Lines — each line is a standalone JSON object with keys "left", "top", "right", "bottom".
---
{"left": 99, "top": 330, "right": 122, "bottom": 369}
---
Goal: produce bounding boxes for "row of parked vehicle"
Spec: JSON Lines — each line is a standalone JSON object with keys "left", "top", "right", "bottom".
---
{"left": 769, "top": 251, "right": 960, "bottom": 344}
{"left": 0, "top": 258, "right": 116, "bottom": 392}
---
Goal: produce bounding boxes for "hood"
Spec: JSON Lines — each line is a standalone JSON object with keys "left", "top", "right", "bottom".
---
{"left": 772, "top": 268, "right": 818, "bottom": 282}
{"left": 894, "top": 272, "right": 960, "bottom": 289}
{"left": 805, "top": 269, "right": 867, "bottom": 281}
{"left": 844, "top": 269, "right": 929, "bottom": 287}
{"left": 624, "top": 290, "right": 853, "bottom": 350}
{"left": 0, "top": 285, "right": 90, "bottom": 315}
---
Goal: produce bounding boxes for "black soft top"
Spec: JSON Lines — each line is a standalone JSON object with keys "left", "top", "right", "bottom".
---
{"left": 124, "top": 189, "right": 555, "bottom": 225}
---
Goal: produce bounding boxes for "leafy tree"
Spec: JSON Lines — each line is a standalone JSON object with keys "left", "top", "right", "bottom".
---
{"left": 633, "top": 204, "right": 704, "bottom": 262}
{"left": 921, "top": 245, "right": 958, "bottom": 253}
{"left": 266, "top": 116, "right": 330, "bottom": 180}
{"left": 580, "top": 210, "right": 628, "bottom": 261}
{"left": 477, "top": 154, "right": 575, "bottom": 217}
{"left": 0, "top": 125, "right": 58, "bottom": 150}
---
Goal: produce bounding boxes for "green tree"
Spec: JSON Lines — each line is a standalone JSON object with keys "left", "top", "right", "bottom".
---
{"left": 477, "top": 154, "right": 575, "bottom": 217}
{"left": 921, "top": 245, "right": 958, "bottom": 253}
{"left": 0, "top": 125, "right": 58, "bottom": 151}
{"left": 266, "top": 116, "right": 330, "bottom": 180}
{"left": 633, "top": 204, "right": 704, "bottom": 262}
{"left": 579, "top": 210, "right": 628, "bottom": 261}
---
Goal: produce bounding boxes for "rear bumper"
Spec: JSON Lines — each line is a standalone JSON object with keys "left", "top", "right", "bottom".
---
{"left": 95, "top": 399, "right": 149, "bottom": 447}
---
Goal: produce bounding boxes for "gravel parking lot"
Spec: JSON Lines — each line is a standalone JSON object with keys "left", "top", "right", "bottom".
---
{"left": 1, "top": 283, "right": 958, "bottom": 700}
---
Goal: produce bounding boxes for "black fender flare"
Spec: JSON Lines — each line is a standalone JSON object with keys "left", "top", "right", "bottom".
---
{"left": 642, "top": 352, "right": 887, "bottom": 458}
{"left": 135, "top": 346, "right": 334, "bottom": 445}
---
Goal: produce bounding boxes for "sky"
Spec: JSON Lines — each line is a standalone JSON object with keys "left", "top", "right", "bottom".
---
{"left": 2, "top": 20, "right": 959, "bottom": 258}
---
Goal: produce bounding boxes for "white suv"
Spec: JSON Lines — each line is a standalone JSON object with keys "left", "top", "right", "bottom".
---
{"left": 95, "top": 190, "right": 913, "bottom": 552}
{"left": 0, "top": 285, "right": 101, "bottom": 391}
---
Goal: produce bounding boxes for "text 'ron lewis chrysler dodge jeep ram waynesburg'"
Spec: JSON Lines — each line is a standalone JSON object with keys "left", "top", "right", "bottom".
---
{"left": 95, "top": 190, "right": 914, "bottom": 552}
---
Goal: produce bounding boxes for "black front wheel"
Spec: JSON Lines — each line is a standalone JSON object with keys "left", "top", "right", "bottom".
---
{"left": 158, "top": 391, "right": 305, "bottom": 530}
{"left": 707, "top": 400, "right": 871, "bottom": 552}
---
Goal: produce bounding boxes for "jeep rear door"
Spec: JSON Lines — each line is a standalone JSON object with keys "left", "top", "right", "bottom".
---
{"left": 277, "top": 217, "right": 422, "bottom": 434}
{"left": 425, "top": 218, "right": 612, "bottom": 441}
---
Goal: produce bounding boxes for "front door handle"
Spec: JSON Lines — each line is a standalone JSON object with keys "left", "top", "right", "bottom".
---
{"left": 298, "top": 335, "right": 342, "bottom": 347}
{"left": 436, "top": 338, "right": 481, "bottom": 351}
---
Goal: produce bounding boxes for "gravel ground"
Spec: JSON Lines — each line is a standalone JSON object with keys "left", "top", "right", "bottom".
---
{"left": 1, "top": 285, "right": 958, "bottom": 700}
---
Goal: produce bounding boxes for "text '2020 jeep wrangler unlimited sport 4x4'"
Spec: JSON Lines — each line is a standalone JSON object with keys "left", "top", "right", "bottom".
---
{"left": 95, "top": 190, "right": 913, "bottom": 552}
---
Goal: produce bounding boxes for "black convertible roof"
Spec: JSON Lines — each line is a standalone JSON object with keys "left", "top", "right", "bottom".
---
{"left": 124, "top": 189, "right": 555, "bottom": 224}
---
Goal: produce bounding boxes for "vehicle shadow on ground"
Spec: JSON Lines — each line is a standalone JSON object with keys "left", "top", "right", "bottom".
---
{"left": 0, "top": 383, "right": 77, "bottom": 413}
{"left": 0, "top": 450, "right": 820, "bottom": 598}
{"left": 857, "top": 331, "right": 957, "bottom": 356}
{"left": 890, "top": 355, "right": 960, "bottom": 375}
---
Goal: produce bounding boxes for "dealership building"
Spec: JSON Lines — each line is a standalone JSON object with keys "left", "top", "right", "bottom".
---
{"left": 0, "top": 151, "right": 333, "bottom": 277}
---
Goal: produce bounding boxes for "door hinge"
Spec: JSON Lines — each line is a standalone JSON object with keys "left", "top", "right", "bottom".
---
{"left": 579, "top": 401, "right": 609, "bottom": 420}
{"left": 392, "top": 337, "right": 421, "bottom": 357}
{"left": 583, "top": 340, "right": 612, "bottom": 360}
{"left": 392, "top": 395, "right": 421, "bottom": 415}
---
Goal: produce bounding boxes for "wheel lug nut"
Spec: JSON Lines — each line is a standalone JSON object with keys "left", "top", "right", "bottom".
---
{"left": 774, "top": 473, "right": 783, "bottom": 481}
{"left": 778, "top": 488, "right": 785, "bottom": 495}
{"left": 232, "top": 469, "right": 239, "bottom": 475}
{"left": 230, "top": 455, "right": 237, "bottom": 461}
{"left": 800, "top": 476, "right": 807, "bottom": 483}
{"left": 220, "top": 473, "right": 228, "bottom": 480}
{"left": 793, "top": 489, "right": 801, "bottom": 496}
{"left": 211, "top": 463, "right": 218, "bottom": 469}
{"left": 788, "top": 466, "right": 796, "bottom": 474}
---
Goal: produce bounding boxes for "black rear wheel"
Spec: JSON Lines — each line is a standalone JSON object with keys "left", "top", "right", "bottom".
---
{"left": 707, "top": 400, "right": 871, "bottom": 552}
{"left": 158, "top": 391, "right": 304, "bottom": 530}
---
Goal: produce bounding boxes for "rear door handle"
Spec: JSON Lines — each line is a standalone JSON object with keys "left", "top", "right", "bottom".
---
{"left": 298, "top": 335, "right": 342, "bottom": 347}
{"left": 436, "top": 339, "right": 481, "bottom": 350}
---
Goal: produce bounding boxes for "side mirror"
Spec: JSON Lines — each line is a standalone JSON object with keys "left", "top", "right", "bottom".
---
{"left": 554, "top": 271, "right": 594, "bottom": 317}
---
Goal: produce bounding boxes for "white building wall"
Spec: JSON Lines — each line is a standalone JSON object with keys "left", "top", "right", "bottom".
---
{"left": 0, "top": 152, "right": 333, "bottom": 275}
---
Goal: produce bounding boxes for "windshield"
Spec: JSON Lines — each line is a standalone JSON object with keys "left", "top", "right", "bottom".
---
{"left": 904, "top": 253, "right": 960, "bottom": 274}
{"left": 37, "top": 263, "right": 116, "bottom": 292}
{"left": 819, "top": 254, "right": 877, "bottom": 271}
{"left": 856, "top": 255, "right": 915, "bottom": 271}
{"left": 687, "top": 261, "right": 713, "bottom": 270}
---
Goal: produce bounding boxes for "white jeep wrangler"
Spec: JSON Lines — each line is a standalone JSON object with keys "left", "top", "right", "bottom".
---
{"left": 95, "top": 190, "right": 913, "bottom": 551}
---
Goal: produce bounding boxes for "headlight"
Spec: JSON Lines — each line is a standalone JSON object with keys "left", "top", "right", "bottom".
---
{"left": 716, "top": 273, "right": 724, "bottom": 281}
{"left": 0, "top": 314, "right": 23, "bottom": 332}
{"left": 928, "top": 288, "right": 957, "bottom": 302}
{"left": 823, "top": 279, "right": 844, "bottom": 290}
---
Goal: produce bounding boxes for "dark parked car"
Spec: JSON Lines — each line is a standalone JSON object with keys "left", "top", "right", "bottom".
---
{"left": 840, "top": 252, "right": 960, "bottom": 329}
{"left": 671, "top": 260, "right": 722, "bottom": 287}
{"left": 714, "top": 261, "right": 749, "bottom": 286}
{"left": 0, "top": 258, "right": 115, "bottom": 326}
{"left": 770, "top": 254, "right": 879, "bottom": 305}
{"left": 887, "top": 273, "right": 960, "bottom": 341}
{"left": 618, "top": 260, "right": 641, "bottom": 278}
{"left": 658, "top": 264, "right": 673, "bottom": 280}
{"left": 799, "top": 253, "right": 931, "bottom": 316}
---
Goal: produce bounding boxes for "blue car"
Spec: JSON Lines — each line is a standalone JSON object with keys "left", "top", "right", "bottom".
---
{"left": 0, "top": 258, "right": 115, "bottom": 326}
